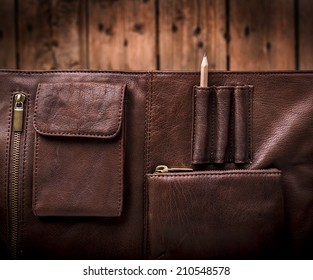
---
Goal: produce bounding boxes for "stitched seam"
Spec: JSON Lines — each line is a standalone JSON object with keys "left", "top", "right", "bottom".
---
{"left": 20, "top": 91, "right": 30, "bottom": 257}
{"left": 116, "top": 127, "right": 122, "bottom": 215}
{"left": 0, "top": 71, "right": 148, "bottom": 75}
{"left": 246, "top": 87, "right": 250, "bottom": 162}
{"left": 194, "top": 86, "right": 212, "bottom": 92}
{"left": 33, "top": 131, "right": 121, "bottom": 137}
{"left": 149, "top": 172, "right": 282, "bottom": 178}
{"left": 242, "top": 88, "right": 249, "bottom": 162}
{"left": 116, "top": 85, "right": 124, "bottom": 215}
{"left": 152, "top": 72, "right": 313, "bottom": 76}
{"left": 228, "top": 88, "right": 233, "bottom": 162}
{"left": 148, "top": 75, "right": 153, "bottom": 180}
{"left": 5, "top": 93, "right": 14, "bottom": 249}
{"left": 1, "top": 70, "right": 313, "bottom": 75}
{"left": 116, "top": 86, "right": 126, "bottom": 215}
{"left": 196, "top": 85, "right": 251, "bottom": 90}
{"left": 248, "top": 86, "right": 253, "bottom": 162}
{"left": 33, "top": 83, "right": 125, "bottom": 138}
{"left": 210, "top": 89, "right": 216, "bottom": 162}
{"left": 146, "top": 72, "right": 153, "bottom": 259}
{"left": 33, "top": 133, "right": 40, "bottom": 214}
{"left": 39, "top": 82, "right": 123, "bottom": 88}
{"left": 146, "top": 177, "right": 150, "bottom": 259}
{"left": 192, "top": 88, "right": 197, "bottom": 162}
{"left": 143, "top": 72, "right": 151, "bottom": 259}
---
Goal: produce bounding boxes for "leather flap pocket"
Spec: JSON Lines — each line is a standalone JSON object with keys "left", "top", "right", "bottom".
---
{"left": 34, "top": 83, "right": 125, "bottom": 138}
{"left": 32, "top": 82, "right": 125, "bottom": 217}
{"left": 147, "top": 169, "right": 283, "bottom": 259}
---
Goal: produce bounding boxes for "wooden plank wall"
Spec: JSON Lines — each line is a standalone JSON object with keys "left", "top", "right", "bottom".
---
{"left": 0, "top": 0, "right": 312, "bottom": 70}
{"left": 0, "top": 0, "right": 16, "bottom": 68}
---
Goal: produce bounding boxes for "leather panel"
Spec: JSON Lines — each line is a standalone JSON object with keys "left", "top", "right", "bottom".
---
{"left": 147, "top": 169, "right": 283, "bottom": 259}
{"left": 33, "top": 82, "right": 126, "bottom": 217}
{"left": 0, "top": 70, "right": 311, "bottom": 259}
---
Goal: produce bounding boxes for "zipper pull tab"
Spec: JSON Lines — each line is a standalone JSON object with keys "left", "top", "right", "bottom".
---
{"left": 13, "top": 93, "right": 26, "bottom": 132}
{"left": 155, "top": 165, "right": 193, "bottom": 173}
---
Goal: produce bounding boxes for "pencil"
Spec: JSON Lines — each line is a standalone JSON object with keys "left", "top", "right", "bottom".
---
{"left": 200, "top": 53, "right": 208, "bottom": 87}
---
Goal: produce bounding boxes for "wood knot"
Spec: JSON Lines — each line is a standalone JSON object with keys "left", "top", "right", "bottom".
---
{"left": 98, "top": 23, "right": 113, "bottom": 36}
{"left": 194, "top": 26, "right": 201, "bottom": 35}
{"left": 244, "top": 26, "right": 250, "bottom": 37}
{"left": 133, "top": 23, "right": 144, "bottom": 34}
{"left": 172, "top": 23, "right": 178, "bottom": 33}
{"left": 266, "top": 42, "right": 271, "bottom": 51}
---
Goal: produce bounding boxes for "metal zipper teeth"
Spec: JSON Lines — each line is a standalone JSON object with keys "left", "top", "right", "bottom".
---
{"left": 10, "top": 93, "right": 26, "bottom": 259}
{"left": 10, "top": 131, "right": 21, "bottom": 259}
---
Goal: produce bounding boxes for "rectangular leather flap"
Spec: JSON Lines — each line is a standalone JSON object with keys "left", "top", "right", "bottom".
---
{"left": 33, "top": 82, "right": 125, "bottom": 138}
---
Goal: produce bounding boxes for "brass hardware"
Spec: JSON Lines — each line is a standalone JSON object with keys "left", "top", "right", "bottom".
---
{"left": 13, "top": 93, "right": 26, "bottom": 132}
{"left": 155, "top": 165, "right": 193, "bottom": 173}
{"left": 10, "top": 93, "right": 26, "bottom": 259}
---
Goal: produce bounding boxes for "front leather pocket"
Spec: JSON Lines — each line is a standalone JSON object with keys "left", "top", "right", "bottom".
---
{"left": 147, "top": 169, "right": 283, "bottom": 259}
{"left": 32, "top": 82, "right": 125, "bottom": 217}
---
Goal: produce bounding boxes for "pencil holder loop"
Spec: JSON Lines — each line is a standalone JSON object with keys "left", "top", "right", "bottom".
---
{"left": 192, "top": 85, "right": 253, "bottom": 164}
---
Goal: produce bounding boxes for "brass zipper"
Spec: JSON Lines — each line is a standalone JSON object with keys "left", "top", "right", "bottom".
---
{"left": 155, "top": 165, "right": 193, "bottom": 173}
{"left": 10, "top": 93, "right": 26, "bottom": 259}
{"left": 155, "top": 165, "right": 277, "bottom": 174}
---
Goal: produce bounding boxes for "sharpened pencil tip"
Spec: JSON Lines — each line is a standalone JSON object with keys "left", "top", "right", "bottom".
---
{"left": 200, "top": 51, "right": 209, "bottom": 87}
{"left": 201, "top": 52, "right": 208, "bottom": 66}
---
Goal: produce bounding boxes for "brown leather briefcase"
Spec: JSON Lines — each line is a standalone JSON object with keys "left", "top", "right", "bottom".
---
{"left": 0, "top": 70, "right": 312, "bottom": 259}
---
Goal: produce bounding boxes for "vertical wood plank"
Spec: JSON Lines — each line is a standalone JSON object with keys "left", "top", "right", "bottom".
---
{"left": 18, "top": 0, "right": 87, "bottom": 69}
{"left": 89, "top": 0, "right": 156, "bottom": 70}
{"left": 299, "top": 0, "right": 313, "bottom": 70}
{"left": 230, "top": 0, "right": 295, "bottom": 70}
{"left": 0, "top": 0, "right": 16, "bottom": 68}
{"left": 158, "top": 0, "right": 227, "bottom": 70}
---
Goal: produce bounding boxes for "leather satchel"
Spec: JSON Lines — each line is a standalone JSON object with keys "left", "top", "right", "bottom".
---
{"left": 0, "top": 70, "right": 312, "bottom": 259}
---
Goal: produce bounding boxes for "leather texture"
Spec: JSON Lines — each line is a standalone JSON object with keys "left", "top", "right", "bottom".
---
{"left": 147, "top": 169, "right": 283, "bottom": 259}
{"left": 34, "top": 83, "right": 125, "bottom": 138}
{"left": 33, "top": 82, "right": 125, "bottom": 217}
{"left": 0, "top": 70, "right": 312, "bottom": 259}
{"left": 192, "top": 85, "right": 252, "bottom": 164}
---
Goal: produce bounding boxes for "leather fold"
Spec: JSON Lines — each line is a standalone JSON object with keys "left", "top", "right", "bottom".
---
{"left": 192, "top": 85, "right": 253, "bottom": 164}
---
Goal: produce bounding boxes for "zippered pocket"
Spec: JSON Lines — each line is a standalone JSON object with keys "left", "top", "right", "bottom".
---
{"left": 147, "top": 166, "right": 284, "bottom": 259}
{"left": 32, "top": 82, "right": 126, "bottom": 217}
{"left": 9, "top": 92, "right": 27, "bottom": 259}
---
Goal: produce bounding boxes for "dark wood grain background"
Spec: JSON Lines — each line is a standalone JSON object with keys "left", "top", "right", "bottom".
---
{"left": 0, "top": 0, "right": 312, "bottom": 70}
